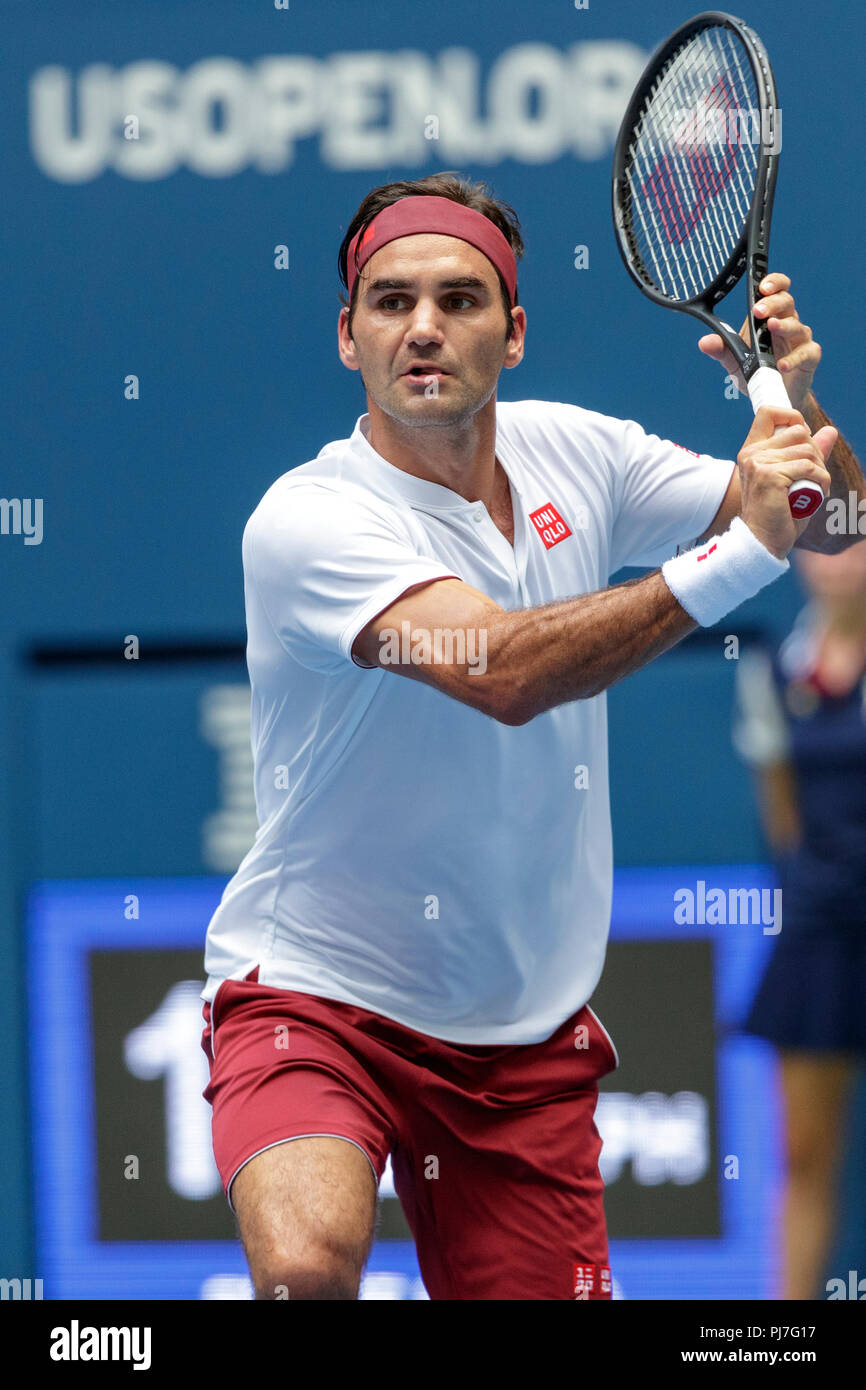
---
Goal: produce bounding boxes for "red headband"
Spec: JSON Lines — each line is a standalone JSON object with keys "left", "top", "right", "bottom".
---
{"left": 346, "top": 195, "right": 518, "bottom": 306}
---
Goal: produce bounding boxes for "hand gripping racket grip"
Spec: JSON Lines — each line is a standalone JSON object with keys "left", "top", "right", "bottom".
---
{"left": 747, "top": 366, "right": 825, "bottom": 518}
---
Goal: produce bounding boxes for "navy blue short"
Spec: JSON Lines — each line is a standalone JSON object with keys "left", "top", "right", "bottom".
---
{"left": 743, "top": 922, "right": 866, "bottom": 1053}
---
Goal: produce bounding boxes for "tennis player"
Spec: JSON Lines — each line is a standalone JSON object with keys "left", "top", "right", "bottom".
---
{"left": 200, "top": 173, "right": 864, "bottom": 1301}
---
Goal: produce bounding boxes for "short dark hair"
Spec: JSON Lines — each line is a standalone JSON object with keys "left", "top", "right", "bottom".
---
{"left": 337, "top": 171, "right": 524, "bottom": 339}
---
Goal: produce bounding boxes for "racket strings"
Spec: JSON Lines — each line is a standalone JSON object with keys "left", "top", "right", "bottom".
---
{"left": 674, "top": 51, "right": 749, "bottom": 273}
{"left": 636, "top": 43, "right": 751, "bottom": 285}
{"left": 624, "top": 26, "right": 761, "bottom": 300}
{"left": 640, "top": 35, "right": 754, "bottom": 266}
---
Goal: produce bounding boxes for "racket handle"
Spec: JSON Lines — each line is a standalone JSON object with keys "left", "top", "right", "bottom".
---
{"left": 746, "top": 366, "right": 825, "bottom": 519}
{"left": 787, "top": 479, "right": 825, "bottom": 518}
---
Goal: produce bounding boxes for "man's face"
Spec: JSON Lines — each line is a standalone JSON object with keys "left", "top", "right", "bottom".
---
{"left": 337, "top": 233, "right": 525, "bottom": 427}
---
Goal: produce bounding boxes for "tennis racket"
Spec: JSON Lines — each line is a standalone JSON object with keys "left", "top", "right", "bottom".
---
{"left": 612, "top": 10, "right": 824, "bottom": 519}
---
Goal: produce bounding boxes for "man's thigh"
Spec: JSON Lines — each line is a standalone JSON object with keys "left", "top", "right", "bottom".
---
{"left": 394, "top": 1087, "right": 610, "bottom": 1300}
{"left": 201, "top": 977, "right": 398, "bottom": 1298}
{"left": 232, "top": 1136, "right": 379, "bottom": 1299}
{"left": 391, "top": 1004, "right": 617, "bottom": 1300}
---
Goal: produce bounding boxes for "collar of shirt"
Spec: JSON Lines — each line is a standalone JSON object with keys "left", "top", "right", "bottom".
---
{"left": 350, "top": 411, "right": 526, "bottom": 514}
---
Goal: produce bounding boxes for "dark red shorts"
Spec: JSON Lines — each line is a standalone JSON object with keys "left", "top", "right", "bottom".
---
{"left": 201, "top": 968, "right": 619, "bottom": 1300}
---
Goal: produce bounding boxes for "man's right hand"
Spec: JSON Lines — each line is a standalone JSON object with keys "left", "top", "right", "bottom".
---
{"left": 737, "top": 406, "right": 835, "bottom": 558}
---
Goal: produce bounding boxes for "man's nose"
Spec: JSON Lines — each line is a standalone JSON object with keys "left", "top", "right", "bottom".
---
{"left": 405, "top": 298, "right": 445, "bottom": 345}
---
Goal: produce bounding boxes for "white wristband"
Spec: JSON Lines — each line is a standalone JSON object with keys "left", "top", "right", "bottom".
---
{"left": 661, "top": 516, "right": 789, "bottom": 627}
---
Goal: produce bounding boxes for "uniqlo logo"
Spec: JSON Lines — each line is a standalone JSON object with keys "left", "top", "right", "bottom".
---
{"left": 572, "top": 1263, "right": 612, "bottom": 1299}
{"left": 529, "top": 503, "right": 572, "bottom": 549}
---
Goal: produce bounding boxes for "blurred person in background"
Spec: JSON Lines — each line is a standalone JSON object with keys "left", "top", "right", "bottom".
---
{"left": 733, "top": 535, "right": 866, "bottom": 1299}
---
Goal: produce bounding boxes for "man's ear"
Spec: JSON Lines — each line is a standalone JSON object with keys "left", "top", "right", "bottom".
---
{"left": 337, "top": 307, "right": 360, "bottom": 372}
{"left": 504, "top": 306, "right": 527, "bottom": 370}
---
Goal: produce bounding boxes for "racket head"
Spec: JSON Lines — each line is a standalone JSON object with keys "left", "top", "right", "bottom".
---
{"left": 612, "top": 10, "right": 780, "bottom": 365}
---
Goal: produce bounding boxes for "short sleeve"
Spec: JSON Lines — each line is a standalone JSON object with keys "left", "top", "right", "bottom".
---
{"left": 245, "top": 483, "right": 461, "bottom": 673}
{"left": 609, "top": 418, "right": 736, "bottom": 573}
{"left": 731, "top": 646, "right": 792, "bottom": 767}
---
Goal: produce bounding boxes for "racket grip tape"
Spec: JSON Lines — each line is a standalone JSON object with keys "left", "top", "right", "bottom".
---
{"left": 746, "top": 366, "right": 824, "bottom": 519}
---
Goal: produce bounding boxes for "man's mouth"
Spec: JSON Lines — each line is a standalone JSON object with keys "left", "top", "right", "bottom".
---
{"left": 401, "top": 364, "right": 450, "bottom": 377}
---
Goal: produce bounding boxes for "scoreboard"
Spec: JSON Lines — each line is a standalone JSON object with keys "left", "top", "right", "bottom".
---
{"left": 27, "top": 866, "right": 781, "bottom": 1300}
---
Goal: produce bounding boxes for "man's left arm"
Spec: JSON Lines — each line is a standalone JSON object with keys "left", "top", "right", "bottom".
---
{"left": 695, "top": 272, "right": 865, "bottom": 554}
{"left": 796, "top": 390, "right": 865, "bottom": 551}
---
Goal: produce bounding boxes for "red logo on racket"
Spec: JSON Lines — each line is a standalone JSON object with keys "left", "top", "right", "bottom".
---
{"left": 790, "top": 488, "right": 815, "bottom": 514}
{"left": 529, "top": 503, "right": 572, "bottom": 550}
{"left": 643, "top": 74, "right": 741, "bottom": 244}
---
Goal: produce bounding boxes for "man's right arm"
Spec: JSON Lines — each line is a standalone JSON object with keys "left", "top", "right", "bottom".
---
{"left": 352, "top": 570, "right": 697, "bottom": 726}
{"left": 353, "top": 406, "right": 834, "bottom": 726}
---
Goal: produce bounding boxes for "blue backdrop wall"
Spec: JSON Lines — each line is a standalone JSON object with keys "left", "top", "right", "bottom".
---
{"left": 3, "top": 0, "right": 864, "bottom": 1280}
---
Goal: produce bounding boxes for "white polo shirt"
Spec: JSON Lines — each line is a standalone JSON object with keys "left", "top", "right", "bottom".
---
{"left": 201, "top": 399, "right": 735, "bottom": 1044}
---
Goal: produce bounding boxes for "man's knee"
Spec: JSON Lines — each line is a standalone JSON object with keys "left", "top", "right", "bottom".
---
{"left": 251, "top": 1242, "right": 367, "bottom": 1300}
{"left": 231, "top": 1136, "right": 379, "bottom": 1300}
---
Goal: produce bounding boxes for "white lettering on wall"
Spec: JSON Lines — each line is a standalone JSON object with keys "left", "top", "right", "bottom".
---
{"left": 29, "top": 43, "right": 647, "bottom": 182}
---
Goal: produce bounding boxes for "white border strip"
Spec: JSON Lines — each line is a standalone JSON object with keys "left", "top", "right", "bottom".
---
{"left": 586, "top": 1005, "right": 620, "bottom": 1071}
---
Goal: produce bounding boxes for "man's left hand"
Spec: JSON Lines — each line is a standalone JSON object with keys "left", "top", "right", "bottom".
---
{"left": 698, "top": 272, "right": 820, "bottom": 412}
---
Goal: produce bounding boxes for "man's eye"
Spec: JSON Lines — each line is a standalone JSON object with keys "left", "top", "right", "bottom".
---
{"left": 377, "top": 294, "right": 474, "bottom": 310}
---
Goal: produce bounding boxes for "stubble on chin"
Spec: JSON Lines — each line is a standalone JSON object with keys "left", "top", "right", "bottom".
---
{"left": 379, "top": 387, "right": 479, "bottom": 430}
{"left": 369, "top": 367, "right": 500, "bottom": 430}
